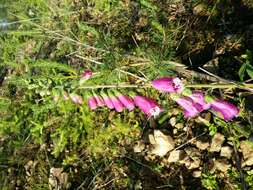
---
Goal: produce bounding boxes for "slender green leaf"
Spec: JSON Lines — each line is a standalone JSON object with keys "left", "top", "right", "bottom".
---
{"left": 246, "top": 67, "right": 253, "bottom": 79}
{"left": 238, "top": 63, "right": 247, "bottom": 81}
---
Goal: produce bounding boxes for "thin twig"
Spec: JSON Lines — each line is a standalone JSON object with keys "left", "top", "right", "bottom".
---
{"left": 173, "top": 132, "right": 206, "bottom": 151}
{"left": 198, "top": 67, "right": 232, "bottom": 83}
{"left": 116, "top": 69, "right": 148, "bottom": 82}
{"left": 124, "top": 156, "right": 160, "bottom": 174}
{"left": 75, "top": 55, "right": 104, "bottom": 65}
{"left": 156, "top": 184, "right": 173, "bottom": 189}
{"left": 93, "top": 178, "right": 117, "bottom": 190}
{"left": 29, "top": 22, "right": 109, "bottom": 53}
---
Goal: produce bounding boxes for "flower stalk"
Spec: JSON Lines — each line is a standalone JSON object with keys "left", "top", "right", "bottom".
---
{"left": 78, "top": 83, "right": 253, "bottom": 90}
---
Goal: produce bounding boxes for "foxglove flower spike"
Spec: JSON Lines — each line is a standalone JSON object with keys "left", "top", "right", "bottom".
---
{"left": 113, "top": 91, "right": 135, "bottom": 111}
{"left": 151, "top": 77, "right": 184, "bottom": 93}
{"left": 134, "top": 96, "right": 163, "bottom": 118}
{"left": 101, "top": 91, "right": 114, "bottom": 109}
{"left": 210, "top": 100, "right": 239, "bottom": 121}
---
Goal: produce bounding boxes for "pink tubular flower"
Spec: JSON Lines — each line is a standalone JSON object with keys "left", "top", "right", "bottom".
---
{"left": 88, "top": 96, "right": 98, "bottom": 110}
{"left": 151, "top": 77, "right": 184, "bottom": 93}
{"left": 81, "top": 70, "right": 92, "bottom": 80}
{"left": 210, "top": 100, "right": 239, "bottom": 121}
{"left": 134, "top": 96, "right": 163, "bottom": 118}
{"left": 113, "top": 91, "right": 135, "bottom": 111}
{"left": 93, "top": 95, "right": 105, "bottom": 107}
{"left": 174, "top": 96, "right": 200, "bottom": 118}
{"left": 118, "top": 95, "right": 135, "bottom": 111}
{"left": 70, "top": 94, "right": 83, "bottom": 105}
{"left": 188, "top": 91, "right": 211, "bottom": 112}
{"left": 110, "top": 96, "right": 124, "bottom": 112}
{"left": 101, "top": 92, "right": 114, "bottom": 109}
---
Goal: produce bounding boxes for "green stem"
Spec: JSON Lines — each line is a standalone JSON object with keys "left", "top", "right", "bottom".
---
{"left": 186, "top": 83, "right": 253, "bottom": 89}
{"left": 78, "top": 83, "right": 253, "bottom": 90}
{"left": 78, "top": 84, "right": 151, "bottom": 89}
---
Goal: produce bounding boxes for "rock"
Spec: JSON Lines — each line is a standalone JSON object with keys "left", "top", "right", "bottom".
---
{"left": 180, "top": 156, "right": 201, "bottom": 170}
{"left": 245, "top": 157, "right": 253, "bottom": 167}
{"left": 167, "top": 150, "right": 185, "bottom": 163}
{"left": 192, "top": 170, "right": 202, "bottom": 178}
{"left": 182, "top": 147, "right": 202, "bottom": 169}
{"left": 144, "top": 154, "right": 156, "bottom": 161}
{"left": 185, "top": 147, "right": 201, "bottom": 158}
{"left": 180, "top": 156, "right": 190, "bottom": 168}
{"left": 148, "top": 134, "right": 156, "bottom": 145}
{"left": 220, "top": 146, "right": 233, "bottom": 159}
{"left": 49, "top": 168, "right": 69, "bottom": 190}
{"left": 188, "top": 159, "right": 201, "bottom": 170}
{"left": 133, "top": 140, "right": 145, "bottom": 153}
{"left": 196, "top": 140, "right": 210, "bottom": 150}
{"left": 149, "top": 130, "right": 175, "bottom": 157}
{"left": 169, "top": 117, "right": 177, "bottom": 127}
{"left": 175, "top": 123, "right": 184, "bottom": 129}
{"left": 240, "top": 141, "right": 253, "bottom": 166}
{"left": 213, "top": 159, "right": 231, "bottom": 172}
{"left": 210, "top": 133, "right": 225, "bottom": 152}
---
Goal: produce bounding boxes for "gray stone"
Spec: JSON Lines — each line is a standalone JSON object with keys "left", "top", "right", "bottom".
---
{"left": 220, "top": 146, "right": 233, "bottom": 159}
{"left": 240, "top": 141, "right": 253, "bottom": 166}
{"left": 133, "top": 141, "right": 145, "bottom": 153}
{"left": 149, "top": 130, "right": 175, "bottom": 157}
{"left": 167, "top": 150, "right": 185, "bottom": 163}
{"left": 175, "top": 123, "right": 184, "bottom": 129}
{"left": 213, "top": 159, "right": 231, "bottom": 172}
{"left": 192, "top": 170, "right": 202, "bottom": 178}
{"left": 210, "top": 133, "right": 225, "bottom": 152}
{"left": 169, "top": 117, "right": 177, "bottom": 127}
{"left": 196, "top": 140, "right": 210, "bottom": 150}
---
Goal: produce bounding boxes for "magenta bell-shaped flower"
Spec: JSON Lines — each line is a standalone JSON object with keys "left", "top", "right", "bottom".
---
{"left": 188, "top": 91, "right": 211, "bottom": 112}
{"left": 88, "top": 96, "right": 98, "bottom": 110}
{"left": 80, "top": 70, "right": 93, "bottom": 85}
{"left": 101, "top": 92, "right": 114, "bottom": 109}
{"left": 118, "top": 95, "right": 135, "bottom": 111}
{"left": 111, "top": 97, "right": 124, "bottom": 112}
{"left": 93, "top": 94, "right": 105, "bottom": 107}
{"left": 70, "top": 94, "right": 83, "bottom": 105}
{"left": 171, "top": 94, "right": 200, "bottom": 118}
{"left": 108, "top": 92, "right": 124, "bottom": 112}
{"left": 210, "top": 99, "right": 240, "bottom": 121}
{"left": 113, "top": 91, "right": 135, "bottom": 111}
{"left": 81, "top": 70, "right": 92, "bottom": 80}
{"left": 176, "top": 97, "right": 200, "bottom": 118}
{"left": 151, "top": 77, "right": 184, "bottom": 93}
{"left": 134, "top": 96, "right": 163, "bottom": 118}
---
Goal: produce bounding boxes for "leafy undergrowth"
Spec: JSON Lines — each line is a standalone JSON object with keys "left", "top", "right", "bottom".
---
{"left": 0, "top": 0, "right": 253, "bottom": 189}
